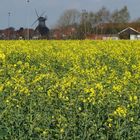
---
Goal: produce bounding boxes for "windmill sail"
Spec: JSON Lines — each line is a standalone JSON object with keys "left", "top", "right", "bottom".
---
{"left": 35, "top": 9, "right": 39, "bottom": 18}
{"left": 31, "top": 19, "right": 38, "bottom": 27}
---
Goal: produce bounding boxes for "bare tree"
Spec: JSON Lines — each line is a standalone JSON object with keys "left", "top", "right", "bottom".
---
{"left": 111, "top": 6, "right": 130, "bottom": 23}
{"left": 95, "top": 7, "right": 111, "bottom": 24}
{"left": 56, "top": 9, "right": 80, "bottom": 28}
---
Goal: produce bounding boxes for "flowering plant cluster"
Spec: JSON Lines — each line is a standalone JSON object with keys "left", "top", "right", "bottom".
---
{"left": 0, "top": 40, "right": 140, "bottom": 139}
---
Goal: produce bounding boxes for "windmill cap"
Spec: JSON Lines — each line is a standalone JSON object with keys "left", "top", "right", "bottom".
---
{"left": 38, "top": 17, "right": 46, "bottom": 21}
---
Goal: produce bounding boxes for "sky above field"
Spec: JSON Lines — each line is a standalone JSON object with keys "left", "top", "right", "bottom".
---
{"left": 0, "top": 0, "right": 140, "bottom": 29}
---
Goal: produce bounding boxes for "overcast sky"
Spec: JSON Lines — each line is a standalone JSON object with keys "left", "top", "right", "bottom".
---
{"left": 0, "top": 0, "right": 140, "bottom": 29}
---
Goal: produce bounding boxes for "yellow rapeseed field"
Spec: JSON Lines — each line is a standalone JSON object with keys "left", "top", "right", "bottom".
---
{"left": 0, "top": 40, "right": 140, "bottom": 139}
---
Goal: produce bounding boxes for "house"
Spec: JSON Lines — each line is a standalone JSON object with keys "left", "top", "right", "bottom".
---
{"left": 118, "top": 27, "right": 140, "bottom": 40}
{"left": 94, "top": 23, "right": 140, "bottom": 35}
{"left": 0, "top": 27, "right": 17, "bottom": 40}
{"left": 86, "top": 34, "right": 119, "bottom": 40}
{"left": 51, "top": 26, "right": 77, "bottom": 39}
{"left": 16, "top": 28, "right": 35, "bottom": 39}
{"left": 87, "top": 23, "right": 140, "bottom": 40}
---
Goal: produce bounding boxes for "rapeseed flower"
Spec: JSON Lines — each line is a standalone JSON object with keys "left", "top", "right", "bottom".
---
{"left": 114, "top": 106, "right": 127, "bottom": 118}
{"left": 113, "top": 85, "right": 122, "bottom": 92}
{"left": 95, "top": 83, "right": 103, "bottom": 91}
{"left": 0, "top": 84, "right": 4, "bottom": 92}
{"left": 0, "top": 51, "right": 5, "bottom": 60}
{"left": 129, "top": 95, "right": 138, "bottom": 103}
{"left": 0, "top": 40, "right": 140, "bottom": 139}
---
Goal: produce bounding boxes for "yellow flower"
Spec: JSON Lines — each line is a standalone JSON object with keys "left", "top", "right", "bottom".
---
{"left": 113, "top": 85, "right": 122, "bottom": 92}
{"left": 114, "top": 106, "right": 127, "bottom": 117}
{"left": 60, "top": 128, "right": 64, "bottom": 133}
{"left": 24, "top": 62, "right": 30, "bottom": 68}
{"left": 129, "top": 95, "right": 138, "bottom": 103}
{"left": 84, "top": 88, "right": 95, "bottom": 95}
{"left": 17, "top": 61, "right": 23, "bottom": 65}
{"left": 132, "top": 65, "right": 137, "bottom": 70}
{"left": 108, "top": 123, "right": 112, "bottom": 128}
{"left": 95, "top": 83, "right": 103, "bottom": 91}
{"left": 6, "top": 99, "right": 9, "bottom": 103}
{"left": 78, "top": 107, "right": 82, "bottom": 111}
{"left": 130, "top": 117, "right": 134, "bottom": 122}
{"left": 0, "top": 84, "right": 4, "bottom": 92}
{"left": 42, "top": 130, "right": 48, "bottom": 136}
{"left": 84, "top": 88, "right": 96, "bottom": 103}
{"left": 83, "top": 99, "right": 86, "bottom": 103}
{"left": 19, "top": 87, "right": 30, "bottom": 95}
{"left": 0, "top": 51, "right": 5, "bottom": 60}
{"left": 129, "top": 95, "right": 133, "bottom": 102}
{"left": 124, "top": 71, "right": 131, "bottom": 79}
{"left": 134, "top": 95, "right": 138, "bottom": 101}
{"left": 32, "top": 74, "right": 47, "bottom": 83}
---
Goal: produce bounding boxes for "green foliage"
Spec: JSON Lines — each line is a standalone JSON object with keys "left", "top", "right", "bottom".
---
{"left": 0, "top": 40, "right": 140, "bottom": 139}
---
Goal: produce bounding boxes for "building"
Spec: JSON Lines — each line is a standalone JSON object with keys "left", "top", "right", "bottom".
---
{"left": 118, "top": 27, "right": 140, "bottom": 40}
{"left": 51, "top": 26, "right": 77, "bottom": 39}
{"left": 86, "top": 23, "right": 140, "bottom": 40}
{"left": 86, "top": 34, "right": 119, "bottom": 40}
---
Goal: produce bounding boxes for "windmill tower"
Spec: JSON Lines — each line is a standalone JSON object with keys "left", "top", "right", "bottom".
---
{"left": 32, "top": 10, "right": 49, "bottom": 39}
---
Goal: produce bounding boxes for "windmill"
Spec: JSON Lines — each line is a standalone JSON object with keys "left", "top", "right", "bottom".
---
{"left": 32, "top": 9, "right": 49, "bottom": 39}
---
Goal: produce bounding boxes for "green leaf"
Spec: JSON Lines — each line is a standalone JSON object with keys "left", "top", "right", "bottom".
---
{"left": 0, "top": 129, "right": 8, "bottom": 138}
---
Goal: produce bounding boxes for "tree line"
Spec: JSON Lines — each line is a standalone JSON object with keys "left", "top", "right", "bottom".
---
{"left": 56, "top": 6, "right": 130, "bottom": 27}
{"left": 54, "top": 6, "right": 140, "bottom": 39}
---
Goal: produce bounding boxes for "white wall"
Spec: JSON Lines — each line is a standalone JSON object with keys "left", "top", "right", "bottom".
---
{"left": 130, "top": 34, "right": 140, "bottom": 40}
